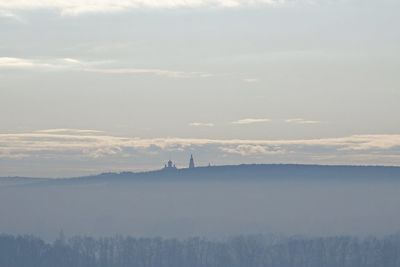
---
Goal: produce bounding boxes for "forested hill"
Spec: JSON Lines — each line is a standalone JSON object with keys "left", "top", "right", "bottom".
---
{"left": 99, "top": 164, "right": 400, "bottom": 182}
{"left": 1, "top": 164, "right": 400, "bottom": 185}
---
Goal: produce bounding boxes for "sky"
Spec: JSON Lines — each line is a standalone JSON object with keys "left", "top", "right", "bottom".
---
{"left": 1, "top": 0, "right": 400, "bottom": 177}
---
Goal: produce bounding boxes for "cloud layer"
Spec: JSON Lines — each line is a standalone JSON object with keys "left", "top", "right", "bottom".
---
{"left": 2, "top": 129, "right": 400, "bottom": 158}
{"left": 0, "top": 0, "right": 289, "bottom": 15}
{"left": 1, "top": 129, "right": 400, "bottom": 176}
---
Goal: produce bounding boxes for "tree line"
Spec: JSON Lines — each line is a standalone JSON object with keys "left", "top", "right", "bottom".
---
{"left": 1, "top": 234, "right": 400, "bottom": 267}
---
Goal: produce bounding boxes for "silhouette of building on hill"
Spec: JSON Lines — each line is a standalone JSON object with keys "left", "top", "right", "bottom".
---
{"left": 163, "top": 160, "right": 176, "bottom": 170}
{"left": 189, "top": 154, "right": 195, "bottom": 169}
{"left": 163, "top": 155, "right": 195, "bottom": 170}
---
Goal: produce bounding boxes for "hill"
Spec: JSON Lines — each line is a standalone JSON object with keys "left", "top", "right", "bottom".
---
{"left": 1, "top": 164, "right": 400, "bottom": 239}
{"left": 2, "top": 164, "right": 399, "bottom": 186}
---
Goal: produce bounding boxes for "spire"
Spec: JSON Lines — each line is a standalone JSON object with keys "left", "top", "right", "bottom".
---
{"left": 189, "top": 154, "right": 195, "bottom": 169}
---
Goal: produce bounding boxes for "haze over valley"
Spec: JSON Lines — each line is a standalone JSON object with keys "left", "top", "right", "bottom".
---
{"left": 1, "top": 0, "right": 400, "bottom": 266}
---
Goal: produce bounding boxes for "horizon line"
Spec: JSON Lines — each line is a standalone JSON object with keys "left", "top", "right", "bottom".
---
{"left": 3, "top": 162, "right": 400, "bottom": 180}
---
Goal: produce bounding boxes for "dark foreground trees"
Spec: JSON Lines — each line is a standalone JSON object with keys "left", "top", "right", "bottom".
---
{"left": 1, "top": 234, "right": 400, "bottom": 267}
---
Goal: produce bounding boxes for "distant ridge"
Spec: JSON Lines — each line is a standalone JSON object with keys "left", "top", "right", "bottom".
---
{"left": 0, "top": 177, "right": 51, "bottom": 186}
{"left": 2, "top": 164, "right": 400, "bottom": 186}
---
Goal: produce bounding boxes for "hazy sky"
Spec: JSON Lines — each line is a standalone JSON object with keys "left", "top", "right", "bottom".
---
{"left": 1, "top": 0, "right": 400, "bottom": 176}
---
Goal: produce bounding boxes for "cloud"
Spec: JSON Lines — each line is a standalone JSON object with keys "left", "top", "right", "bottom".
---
{"left": 189, "top": 122, "right": 214, "bottom": 127}
{"left": 232, "top": 118, "right": 271, "bottom": 125}
{"left": 0, "top": 10, "right": 24, "bottom": 22}
{"left": 242, "top": 78, "right": 259, "bottom": 83}
{"left": 286, "top": 118, "right": 320, "bottom": 124}
{"left": 0, "top": 57, "right": 53, "bottom": 69}
{"left": 35, "top": 129, "right": 104, "bottom": 134}
{"left": 1, "top": 130, "right": 400, "bottom": 176}
{"left": 84, "top": 68, "right": 211, "bottom": 79}
{"left": 1, "top": 130, "right": 400, "bottom": 159}
{"left": 0, "top": 57, "right": 94, "bottom": 70}
{"left": 0, "top": 57, "right": 211, "bottom": 79}
{"left": 62, "top": 58, "right": 83, "bottom": 64}
{"left": 220, "top": 144, "right": 284, "bottom": 156}
{"left": 0, "top": 0, "right": 290, "bottom": 16}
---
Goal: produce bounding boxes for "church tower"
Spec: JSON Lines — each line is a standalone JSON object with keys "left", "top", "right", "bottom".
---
{"left": 189, "top": 154, "right": 195, "bottom": 169}
{"left": 163, "top": 159, "right": 177, "bottom": 170}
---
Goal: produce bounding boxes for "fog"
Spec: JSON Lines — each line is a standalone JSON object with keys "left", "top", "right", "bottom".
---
{"left": 1, "top": 165, "right": 399, "bottom": 240}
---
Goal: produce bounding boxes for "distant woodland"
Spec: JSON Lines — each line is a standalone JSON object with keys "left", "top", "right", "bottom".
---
{"left": 1, "top": 234, "right": 400, "bottom": 267}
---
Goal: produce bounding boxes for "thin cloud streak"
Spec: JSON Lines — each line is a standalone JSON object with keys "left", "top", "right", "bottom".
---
{"left": 0, "top": 0, "right": 291, "bottom": 16}
{"left": 286, "top": 118, "right": 321, "bottom": 124}
{"left": 189, "top": 122, "right": 214, "bottom": 127}
{"left": 242, "top": 78, "right": 259, "bottom": 83}
{"left": 35, "top": 129, "right": 104, "bottom": 134}
{"left": 0, "top": 57, "right": 211, "bottom": 79}
{"left": 84, "top": 68, "right": 212, "bottom": 79}
{"left": 232, "top": 118, "right": 271, "bottom": 125}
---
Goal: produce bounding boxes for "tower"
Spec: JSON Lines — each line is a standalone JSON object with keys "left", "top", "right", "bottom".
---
{"left": 163, "top": 159, "right": 177, "bottom": 170}
{"left": 189, "top": 154, "right": 195, "bottom": 169}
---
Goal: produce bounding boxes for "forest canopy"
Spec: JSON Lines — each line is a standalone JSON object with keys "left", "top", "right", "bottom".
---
{"left": 1, "top": 234, "right": 400, "bottom": 267}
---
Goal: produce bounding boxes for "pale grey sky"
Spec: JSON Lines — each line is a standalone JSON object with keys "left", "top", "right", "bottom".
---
{"left": 1, "top": 0, "right": 400, "bottom": 176}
